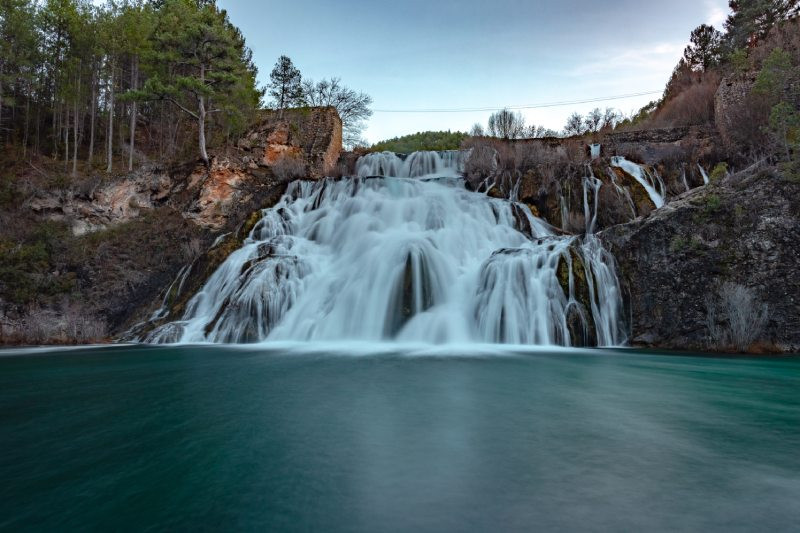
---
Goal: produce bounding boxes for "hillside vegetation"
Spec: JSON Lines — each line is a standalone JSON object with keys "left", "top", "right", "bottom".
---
{"left": 372, "top": 131, "right": 468, "bottom": 153}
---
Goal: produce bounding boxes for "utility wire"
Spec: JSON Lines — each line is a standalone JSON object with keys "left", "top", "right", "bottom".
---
{"left": 372, "top": 90, "right": 662, "bottom": 113}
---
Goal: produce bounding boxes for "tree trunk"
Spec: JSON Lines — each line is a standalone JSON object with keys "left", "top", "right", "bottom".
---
{"left": 198, "top": 99, "right": 208, "bottom": 165}
{"left": 35, "top": 92, "right": 40, "bottom": 154}
{"left": 64, "top": 106, "right": 70, "bottom": 169}
{"left": 128, "top": 57, "right": 138, "bottom": 171}
{"left": 198, "top": 64, "right": 209, "bottom": 165}
{"left": 0, "top": 69, "right": 4, "bottom": 146}
{"left": 88, "top": 69, "right": 96, "bottom": 164}
{"left": 107, "top": 70, "right": 114, "bottom": 173}
{"left": 72, "top": 74, "right": 80, "bottom": 177}
{"left": 53, "top": 91, "right": 60, "bottom": 159}
{"left": 23, "top": 80, "right": 30, "bottom": 157}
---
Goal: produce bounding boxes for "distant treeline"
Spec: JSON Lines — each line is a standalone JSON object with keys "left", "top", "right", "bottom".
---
{"left": 372, "top": 131, "right": 468, "bottom": 153}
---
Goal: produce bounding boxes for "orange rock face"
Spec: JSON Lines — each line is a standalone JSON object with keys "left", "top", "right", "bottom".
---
{"left": 191, "top": 163, "right": 250, "bottom": 230}
{"left": 263, "top": 143, "right": 302, "bottom": 166}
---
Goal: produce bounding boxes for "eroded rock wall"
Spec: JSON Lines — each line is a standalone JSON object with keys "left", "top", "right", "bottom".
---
{"left": 601, "top": 169, "right": 800, "bottom": 353}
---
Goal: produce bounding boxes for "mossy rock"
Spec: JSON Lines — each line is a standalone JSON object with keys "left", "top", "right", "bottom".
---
{"left": 556, "top": 246, "right": 596, "bottom": 344}
{"left": 610, "top": 166, "right": 655, "bottom": 215}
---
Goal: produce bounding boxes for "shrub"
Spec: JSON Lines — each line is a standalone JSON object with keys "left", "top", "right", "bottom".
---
{"left": 706, "top": 282, "right": 769, "bottom": 352}
{"left": 704, "top": 193, "right": 722, "bottom": 213}
{"left": 710, "top": 162, "right": 728, "bottom": 182}
{"left": 649, "top": 71, "right": 721, "bottom": 127}
{"left": 271, "top": 154, "right": 307, "bottom": 181}
{"left": 463, "top": 138, "right": 498, "bottom": 189}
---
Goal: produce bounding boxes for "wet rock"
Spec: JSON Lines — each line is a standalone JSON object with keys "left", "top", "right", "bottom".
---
{"left": 600, "top": 169, "right": 800, "bottom": 353}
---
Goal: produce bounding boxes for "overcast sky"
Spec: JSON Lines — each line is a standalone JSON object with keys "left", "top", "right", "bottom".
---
{"left": 218, "top": 0, "right": 729, "bottom": 143}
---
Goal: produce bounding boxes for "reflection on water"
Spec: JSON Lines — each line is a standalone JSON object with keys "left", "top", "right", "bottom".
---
{"left": 1, "top": 345, "right": 799, "bottom": 531}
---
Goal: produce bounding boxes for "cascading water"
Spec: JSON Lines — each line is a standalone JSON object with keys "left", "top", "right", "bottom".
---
{"left": 583, "top": 166, "right": 602, "bottom": 234}
{"left": 698, "top": 164, "right": 710, "bottom": 185}
{"left": 611, "top": 156, "right": 666, "bottom": 208}
{"left": 356, "top": 150, "right": 469, "bottom": 178}
{"left": 145, "top": 152, "right": 626, "bottom": 347}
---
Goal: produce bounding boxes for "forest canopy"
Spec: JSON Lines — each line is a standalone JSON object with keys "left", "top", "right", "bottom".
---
{"left": 0, "top": 0, "right": 263, "bottom": 170}
{"left": 371, "top": 131, "right": 468, "bottom": 153}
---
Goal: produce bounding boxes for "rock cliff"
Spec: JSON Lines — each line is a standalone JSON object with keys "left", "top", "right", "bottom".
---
{"left": 601, "top": 167, "right": 800, "bottom": 352}
{"left": 1, "top": 107, "right": 343, "bottom": 343}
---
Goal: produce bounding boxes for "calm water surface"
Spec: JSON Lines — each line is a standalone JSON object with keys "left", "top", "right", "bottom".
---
{"left": 1, "top": 344, "right": 799, "bottom": 531}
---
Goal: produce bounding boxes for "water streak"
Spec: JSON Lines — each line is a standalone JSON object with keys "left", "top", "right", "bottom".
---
{"left": 611, "top": 156, "right": 666, "bottom": 208}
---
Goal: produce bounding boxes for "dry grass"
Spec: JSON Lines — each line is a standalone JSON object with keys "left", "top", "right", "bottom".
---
{"left": 271, "top": 155, "right": 307, "bottom": 181}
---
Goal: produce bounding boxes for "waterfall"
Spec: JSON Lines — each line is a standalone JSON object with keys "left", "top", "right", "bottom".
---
{"left": 582, "top": 166, "right": 602, "bottom": 234}
{"left": 698, "top": 164, "right": 709, "bottom": 185}
{"left": 356, "top": 150, "right": 469, "bottom": 178}
{"left": 606, "top": 166, "right": 637, "bottom": 218}
{"left": 145, "top": 164, "right": 626, "bottom": 347}
{"left": 611, "top": 156, "right": 666, "bottom": 208}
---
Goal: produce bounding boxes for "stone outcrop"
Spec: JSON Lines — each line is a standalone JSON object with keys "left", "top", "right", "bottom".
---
{"left": 714, "top": 69, "right": 800, "bottom": 152}
{"left": 26, "top": 165, "right": 177, "bottom": 235}
{"left": 714, "top": 73, "right": 758, "bottom": 151}
{"left": 600, "top": 168, "right": 800, "bottom": 353}
{"left": 236, "top": 106, "right": 342, "bottom": 178}
{"left": 24, "top": 106, "right": 344, "bottom": 234}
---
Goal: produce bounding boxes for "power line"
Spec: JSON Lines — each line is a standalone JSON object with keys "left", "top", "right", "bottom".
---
{"left": 372, "top": 90, "right": 662, "bottom": 113}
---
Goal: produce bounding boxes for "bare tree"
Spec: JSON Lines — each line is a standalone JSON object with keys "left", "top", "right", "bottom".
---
{"left": 563, "top": 112, "right": 586, "bottom": 136}
{"left": 706, "top": 282, "right": 769, "bottom": 351}
{"left": 585, "top": 108, "right": 604, "bottom": 133}
{"left": 601, "top": 107, "right": 620, "bottom": 130}
{"left": 487, "top": 108, "right": 525, "bottom": 139}
{"left": 302, "top": 77, "right": 372, "bottom": 148}
{"left": 470, "top": 122, "right": 485, "bottom": 137}
{"left": 524, "top": 124, "right": 548, "bottom": 138}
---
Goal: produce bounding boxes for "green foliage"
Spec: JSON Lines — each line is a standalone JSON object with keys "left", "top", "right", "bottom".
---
{"left": 0, "top": 175, "right": 14, "bottom": 207}
{"left": 705, "top": 193, "right": 722, "bottom": 214}
{"left": 724, "top": 0, "right": 800, "bottom": 49}
{"left": 0, "top": 221, "right": 74, "bottom": 303}
{"left": 137, "top": 0, "right": 262, "bottom": 162}
{"left": 0, "top": 0, "right": 263, "bottom": 167}
{"left": 683, "top": 24, "right": 723, "bottom": 71}
{"left": 269, "top": 55, "right": 304, "bottom": 110}
{"left": 768, "top": 101, "right": 800, "bottom": 154}
{"left": 729, "top": 48, "right": 751, "bottom": 76}
{"left": 670, "top": 235, "right": 704, "bottom": 253}
{"left": 753, "top": 48, "right": 794, "bottom": 98}
{"left": 371, "top": 131, "right": 468, "bottom": 153}
{"left": 710, "top": 162, "right": 729, "bottom": 182}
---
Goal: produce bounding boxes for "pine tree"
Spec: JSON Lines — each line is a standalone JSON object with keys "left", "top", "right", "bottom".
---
{"left": 269, "top": 55, "right": 303, "bottom": 114}
{"left": 138, "top": 0, "right": 261, "bottom": 165}
{"left": 725, "top": 0, "right": 800, "bottom": 48}
{"left": 683, "top": 24, "right": 723, "bottom": 71}
{"left": 0, "top": 0, "right": 38, "bottom": 146}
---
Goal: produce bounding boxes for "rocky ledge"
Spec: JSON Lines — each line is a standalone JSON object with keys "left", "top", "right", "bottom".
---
{"left": 601, "top": 167, "right": 800, "bottom": 353}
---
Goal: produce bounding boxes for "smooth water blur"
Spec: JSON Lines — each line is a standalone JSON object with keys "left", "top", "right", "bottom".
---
{"left": 1, "top": 345, "right": 799, "bottom": 531}
{"left": 145, "top": 175, "right": 625, "bottom": 347}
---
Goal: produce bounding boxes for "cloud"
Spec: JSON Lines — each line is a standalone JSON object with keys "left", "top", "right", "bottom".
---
{"left": 569, "top": 42, "right": 685, "bottom": 78}
{"left": 706, "top": 0, "right": 728, "bottom": 27}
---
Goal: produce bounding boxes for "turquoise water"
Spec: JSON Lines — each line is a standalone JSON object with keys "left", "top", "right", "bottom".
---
{"left": 1, "top": 344, "right": 799, "bottom": 531}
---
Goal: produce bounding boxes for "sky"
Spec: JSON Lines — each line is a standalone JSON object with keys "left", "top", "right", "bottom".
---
{"left": 218, "top": 0, "right": 729, "bottom": 144}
